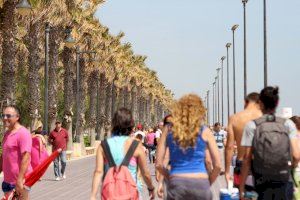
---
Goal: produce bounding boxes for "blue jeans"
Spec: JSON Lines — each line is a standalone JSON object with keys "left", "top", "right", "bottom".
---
{"left": 54, "top": 150, "right": 67, "bottom": 177}
{"left": 256, "top": 181, "right": 293, "bottom": 200}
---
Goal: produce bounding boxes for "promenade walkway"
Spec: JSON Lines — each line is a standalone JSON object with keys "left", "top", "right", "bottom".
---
{"left": 0, "top": 155, "right": 226, "bottom": 200}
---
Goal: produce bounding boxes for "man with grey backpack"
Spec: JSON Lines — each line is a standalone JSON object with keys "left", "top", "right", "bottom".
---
{"left": 239, "top": 86, "right": 300, "bottom": 200}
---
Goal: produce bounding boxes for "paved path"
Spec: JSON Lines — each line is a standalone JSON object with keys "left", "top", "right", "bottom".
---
{"left": 0, "top": 156, "right": 226, "bottom": 200}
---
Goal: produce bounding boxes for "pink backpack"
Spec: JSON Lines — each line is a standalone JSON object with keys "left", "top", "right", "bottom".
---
{"left": 101, "top": 139, "right": 139, "bottom": 200}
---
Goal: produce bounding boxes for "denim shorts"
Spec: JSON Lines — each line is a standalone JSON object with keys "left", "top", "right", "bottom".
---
{"left": 2, "top": 181, "right": 15, "bottom": 193}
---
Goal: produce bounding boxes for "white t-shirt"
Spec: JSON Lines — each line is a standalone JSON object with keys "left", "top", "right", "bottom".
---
{"left": 155, "top": 129, "right": 162, "bottom": 139}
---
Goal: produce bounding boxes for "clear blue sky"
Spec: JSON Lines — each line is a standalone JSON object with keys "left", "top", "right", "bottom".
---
{"left": 95, "top": 0, "right": 300, "bottom": 123}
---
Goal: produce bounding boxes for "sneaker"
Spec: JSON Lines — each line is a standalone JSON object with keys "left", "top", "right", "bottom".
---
{"left": 55, "top": 177, "right": 61, "bottom": 181}
{"left": 62, "top": 174, "right": 66, "bottom": 179}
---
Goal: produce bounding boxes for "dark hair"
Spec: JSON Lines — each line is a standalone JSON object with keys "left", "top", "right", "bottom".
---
{"left": 259, "top": 86, "right": 279, "bottom": 111}
{"left": 135, "top": 134, "right": 143, "bottom": 141}
{"left": 245, "top": 92, "right": 260, "bottom": 104}
{"left": 290, "top": 116, "right": 300, "bottom": 130}
{"left": 112, "top": 108, "right": 134, "bottom": 136}
{"left": 214, "top": 122, "right": 220, "bottom": 127}
{"left": 3, "top": 105, "right": 21, "bottom": 123}
{"left": 163, "top": 114, "right": 172, "bottom": 125}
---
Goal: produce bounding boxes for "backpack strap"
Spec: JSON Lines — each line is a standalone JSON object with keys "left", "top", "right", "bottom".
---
{"left": 101, "top": 139, "right": 116, "bottom": 167}
{"left": 121, "top": 140, "right": 139, "bottom": 167}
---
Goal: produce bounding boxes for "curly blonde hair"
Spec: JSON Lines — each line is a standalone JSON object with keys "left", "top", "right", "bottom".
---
{"left": 170, "top": 94, "right": 206, "bottom": 149}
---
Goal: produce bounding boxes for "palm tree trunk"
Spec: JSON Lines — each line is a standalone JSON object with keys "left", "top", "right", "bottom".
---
{"left": 87, "top": 70, "right": 98, "bottom": 146}
{"left": 48, "top": 26, "right": 63, "bottom": 131}
{"left": 105, "top": 81, "right": 112, "bottom": 137}
{"left": 117, "top": 87, "right": 125, "bottom": 109}
{"left": 131, "top": 86, "right": 138, "bottom": 123}
{"left": 96, "top": 73, "right": 106, "bottom": 140}
{"left": 124, "top": 86, "right": 131, "bottom": 110}
{"left": 77, "top": 57, "right": 87, "bottom": 155}
{"left": 111, "top": 81, "right": 117, "bottom": 119}
{"left": 62, "top": 46, "right": 75, "bottom": 151}
{"left": 26, "top": 22, "right": 41, "bottom": 130}
{"left": 149, "top": 94, "right": 153, "bottom": 127}
{"left": 0, "top": 0, "right": 17, "bottom": 106}
{"left": 152, "top": 99, "right": 157, "bottom": 126}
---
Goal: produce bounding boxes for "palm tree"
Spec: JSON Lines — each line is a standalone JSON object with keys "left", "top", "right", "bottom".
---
{"left": 25, "top": 20, "right": 42, "bottom": 130}
{"left": 48, "top": 25, "right": 64, "bottom": 131}
{"left": 87, "top": 70, "right": 98, "bottom": 146}
{"left": 0, "top": 0, "right": 18, "bottom": 106}
{"left": 96, "top": 72, "right": 106, "bottom": 140}
{"left": 62, "top": 45, "right": 75, "bottom": 151}
{"left": 104, "top": 80, "right": 112, "bottom": 137}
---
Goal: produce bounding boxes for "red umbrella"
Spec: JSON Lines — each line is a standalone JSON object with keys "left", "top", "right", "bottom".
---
{"left": 1, "top": 148, "right": 62, "bottom": 200}
{"left": 24, "top": 148, "right": 62, "bottom": 187}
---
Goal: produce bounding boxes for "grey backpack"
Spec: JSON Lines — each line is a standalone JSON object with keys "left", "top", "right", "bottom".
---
{"left": 252, "top": 115, "right": 292, "bottom": 183}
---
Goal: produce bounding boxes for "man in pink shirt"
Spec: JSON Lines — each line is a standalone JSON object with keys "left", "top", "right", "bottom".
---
{"left": 49, "top": 121, "right": 69, "bottom": 181}
{"left": 0, "top": 106, "right": 32, "bottom": 200}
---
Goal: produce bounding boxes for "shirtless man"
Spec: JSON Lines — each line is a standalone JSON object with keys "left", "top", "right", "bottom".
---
{"left": 225, "top": 93, "right": 262, "bottom": 188}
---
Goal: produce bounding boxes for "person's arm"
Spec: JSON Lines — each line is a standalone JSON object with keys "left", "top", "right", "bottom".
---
{"left": 286, "top": 120, "right": 300, "bottom": 165}
{"left": 205, "top": 149, "right": 213, "bottom": 175}
{"left": 239, "top": 147, "right": 252, "bottom": 200}
{"left": 136, "top": 143, "right": 155, "bottom": 199}
{"left": 225, "top": 116, "right": 235, "bottom": 184}
{"left": 204, "top": 128, "right": 221, "bottom": 184}
{"left": 48, "top": 132, "right": 53, "bottom": 144}
{"left": 38, "top": 137, "right": 43, "bottom": 159}
{"left": 155, "top": 126, "right": 169, "bottom": 178}
{"left": 90, "top": 145, "right": 104, "bottom": 200}
{"left": 238, "top": 121, "right": 255, "bottom": 199}
{"left": 0, "top": 155, "right": 2, "bottom": 173}
{"left": 16, "top": 152, "right": 31, "bottom": 195}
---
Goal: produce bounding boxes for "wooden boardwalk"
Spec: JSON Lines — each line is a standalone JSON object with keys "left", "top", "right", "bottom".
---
{"left": 0, "top": 155, "right": 226, "bottom": 200}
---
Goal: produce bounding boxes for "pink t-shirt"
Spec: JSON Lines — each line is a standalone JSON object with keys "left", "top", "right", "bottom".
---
{"left": 146, "top": 132, "right": 156, "bottom": 145}
{"left": 2, "top": 126, "right": 33, "bottom": 184}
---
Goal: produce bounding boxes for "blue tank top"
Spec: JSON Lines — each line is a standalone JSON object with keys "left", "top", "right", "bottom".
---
{"left": 166, "top": 126, "right": 207, "bottom": 175}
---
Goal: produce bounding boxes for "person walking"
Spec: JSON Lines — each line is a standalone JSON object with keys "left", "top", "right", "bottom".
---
{"left": 156, "top": 94, "right": 221, "bottom": 200}
{"left": 48, "top": 121, "right": 69, "bottom": 181}
{"left": 0, "top": 106, "right": 32, "bottom": 200}
{"left": 213, "top": 122, "right": 227, "bottom": 174}
{"left": 290, "top": 116, "right": 300, "bottom": 200}
{"left": 31, "top": 124, "right": 49, "bottom": 170}
{"left": 239, "top": 87, "right": 300, "bottom": 200}
{"left": 225, "top": 92, "right": 262, "bottom": 189}
{"left": 145, "top": 128, "right": 156, "bottom": 163}
{"left": 90, "top": 108, "right": 155, "bottom": 200}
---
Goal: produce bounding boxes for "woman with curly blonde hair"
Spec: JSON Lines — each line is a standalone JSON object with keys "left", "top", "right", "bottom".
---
{"left": 156, "top": 94, "right": 221, "bottom": 200}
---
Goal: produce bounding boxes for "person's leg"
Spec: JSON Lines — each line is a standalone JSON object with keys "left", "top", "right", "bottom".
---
{"left": 256, "top": 182, "right": 273, "bottom": 200}
{"left": 272, "top": 181, "right": 293, "bottom": 200}
{"left": 53, "top": 153, "right": 60, "bottom": 178}
{"left": 60, "top": 150, "right": 67, "bottom": 177}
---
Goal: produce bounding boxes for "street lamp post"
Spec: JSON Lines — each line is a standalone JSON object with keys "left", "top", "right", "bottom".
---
{"left": 221, "top": 56, "right": 226, "bottom": 126}
{"left": 232, "top": 24, "right": 239, "bottom": 114}
{"left": 207, "top": 90, "right": 210, "bottom": 126}
{"left": 215, "top": 76, "right": 218, "bottom": 123}
{"left": 242, "top": 0, "right": 248, "bottom": 98}
{"left": 226, "top": 43, "right": 232, "bottom": 122}
{"left": 264, "top": 0, "right": 268, "bottom": 87}
{"left": 216, "top": 69, "right": 221, "bottom": 124}
{"left": 44, "top": 22, "right": 50, "bottom": 134}
{"left": 213, "top": 82, "right": 216, "bottom": 124}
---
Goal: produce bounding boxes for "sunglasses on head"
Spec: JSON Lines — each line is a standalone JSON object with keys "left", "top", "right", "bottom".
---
{"left": 1, "top": 114, "right": 17, "bottom": 119}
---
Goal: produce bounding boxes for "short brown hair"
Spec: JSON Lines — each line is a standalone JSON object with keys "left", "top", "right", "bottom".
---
{"left": 245, "top": 92, "right": 260, "bottom": 104}
{"left": 290, "top": 116, "right": 300, "bottom": 130}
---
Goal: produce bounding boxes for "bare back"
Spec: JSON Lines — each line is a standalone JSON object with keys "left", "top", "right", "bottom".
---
{"left": 230, "top": 105, "right": 262, "bottom": 160}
